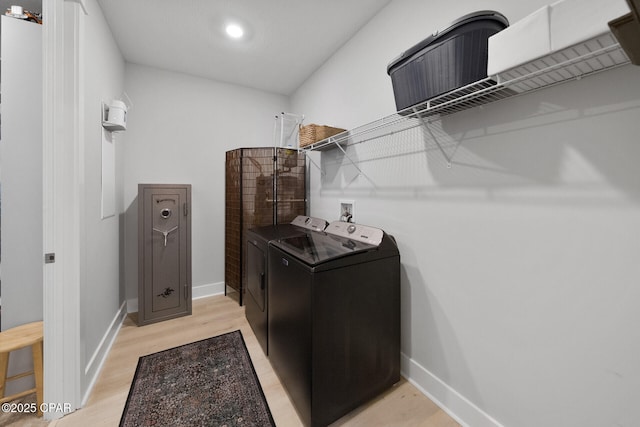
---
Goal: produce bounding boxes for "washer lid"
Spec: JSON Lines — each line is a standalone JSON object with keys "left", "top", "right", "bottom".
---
{"left": 273, "top": 231, "right": 377, "bottom": 266}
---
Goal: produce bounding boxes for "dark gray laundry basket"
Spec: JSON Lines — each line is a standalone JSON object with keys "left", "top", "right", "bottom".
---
{"left": 387, "top": 11, "right": 508, "bottom": 113}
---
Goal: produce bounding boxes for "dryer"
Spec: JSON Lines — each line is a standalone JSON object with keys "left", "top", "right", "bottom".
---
{"left": 245, "top": 215, "right": 328, "bottom": 355}
{"left": 268, "top": 221, "right": 400, "bottom": 427}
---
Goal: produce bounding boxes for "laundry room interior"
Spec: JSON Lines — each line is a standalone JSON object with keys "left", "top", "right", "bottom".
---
{"left": 1, "top": 0, "right": 639, "bottom": 426}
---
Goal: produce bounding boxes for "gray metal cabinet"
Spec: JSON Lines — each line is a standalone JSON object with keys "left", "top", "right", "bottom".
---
{"left": 138, "top": 184, "right": 192, "bottom": 326}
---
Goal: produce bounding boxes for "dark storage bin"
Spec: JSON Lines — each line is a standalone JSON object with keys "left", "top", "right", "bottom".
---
{"left": 387, "top": 11, "right": 508, "bottom": 112}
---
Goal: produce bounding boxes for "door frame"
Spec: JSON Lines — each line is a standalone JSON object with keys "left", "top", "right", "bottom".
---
{"left": 42, "top": 0, "right": 83, "bottom": 418}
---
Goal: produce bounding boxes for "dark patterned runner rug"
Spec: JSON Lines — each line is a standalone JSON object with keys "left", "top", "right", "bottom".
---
{"left": 120, "top": 330, "right": 275, "bottom": 426}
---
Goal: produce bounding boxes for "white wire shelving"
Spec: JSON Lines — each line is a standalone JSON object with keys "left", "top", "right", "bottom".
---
{"left": 300, "top": 32, "right": 631, "bottom": 157}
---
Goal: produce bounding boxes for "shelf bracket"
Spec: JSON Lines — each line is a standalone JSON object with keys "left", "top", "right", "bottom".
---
{"left": 332, "top": 137, "right": 376, "bottom": 187}
{"left": 413, "top": 108, "right": 452, "bottom": 168}
{"left": 304, "top": 150, "right": 326, "bottom": 177}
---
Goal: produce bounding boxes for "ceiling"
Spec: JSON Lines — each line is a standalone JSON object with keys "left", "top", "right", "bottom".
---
{"left": 97, "top": 0, "right": 392, "bottom": 96}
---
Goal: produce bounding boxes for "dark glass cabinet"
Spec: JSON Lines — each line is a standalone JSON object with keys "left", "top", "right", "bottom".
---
{"left": 224, "top": 148, "right": 305, "bottom": 305}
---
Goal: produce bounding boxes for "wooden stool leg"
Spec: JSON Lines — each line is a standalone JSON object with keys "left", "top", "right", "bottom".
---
{"left": 0, "top": 352, "right": 8, "bottom": 399}
{"left": 32, "top": 342, "right": 44, "bottom": 417}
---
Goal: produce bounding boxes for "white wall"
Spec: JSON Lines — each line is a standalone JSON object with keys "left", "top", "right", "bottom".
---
{"left": 122, "top": 64, "right": 289, "bottom": 309}
{"left": 0, "top": 16, "right": 43, "bottom": 328}
{"left": 79, "top": 0, "right": 126, "bottom": 398}
{"left": 292, "top": 1, "right": 640, "bottom": 426}
{"left": 0, "top": 15, "right": 43, "bottom": 395}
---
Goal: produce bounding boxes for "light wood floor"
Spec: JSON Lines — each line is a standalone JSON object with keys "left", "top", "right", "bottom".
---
{"left": 23, "top": 295, "right": 460, "bottom": 426}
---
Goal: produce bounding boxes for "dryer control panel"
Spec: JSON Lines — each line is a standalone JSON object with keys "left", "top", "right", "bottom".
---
{"left": 325, "top": 221, "right": 384, "bottom": 246}
{"left": 290, "top": 215, "right": 328, "bottom": 231}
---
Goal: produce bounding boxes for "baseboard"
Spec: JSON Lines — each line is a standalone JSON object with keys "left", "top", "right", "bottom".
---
{"left": 126, "top": 282, "right": 225, "bottom": 313}
{"left": 401, "top": 353, "right": 504, "bottom": 427}
{"left": 192, "top": 281, "right": 225, "bottom": 300}
{"left": 82, "top": 301, "right": 128, "bottom": 406}
{"left": 126, "top": 297, "right": 137, "bottom": 314}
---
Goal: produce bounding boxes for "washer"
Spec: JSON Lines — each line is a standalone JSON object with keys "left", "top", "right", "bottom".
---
{"left": 245, "top": 215, "right": 328, "bottom": 356}
{"left": 268, "top": 221, "right": 400, "bottom": 427}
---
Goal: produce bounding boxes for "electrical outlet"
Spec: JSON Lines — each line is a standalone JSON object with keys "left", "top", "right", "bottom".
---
{"left": 339, "top": 200, "right": 355, "bottom": 223}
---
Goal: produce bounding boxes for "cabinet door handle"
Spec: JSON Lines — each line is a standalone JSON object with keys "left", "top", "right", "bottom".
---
{"left": 260, "top": 272, "right": 265, "bottom": 290}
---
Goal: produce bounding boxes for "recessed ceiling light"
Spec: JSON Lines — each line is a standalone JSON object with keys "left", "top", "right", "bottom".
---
{"left": 225, "top": 23, "right": 244, "bottom": 39}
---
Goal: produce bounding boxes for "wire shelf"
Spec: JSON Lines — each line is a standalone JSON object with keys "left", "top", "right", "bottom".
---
{"left": 300, "top": 32, "right": 631, "bottom": 153}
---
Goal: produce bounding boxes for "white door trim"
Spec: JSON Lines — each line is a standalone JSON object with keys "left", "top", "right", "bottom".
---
{"left": 42, "top": 0, "right": 83, "bottom": 418}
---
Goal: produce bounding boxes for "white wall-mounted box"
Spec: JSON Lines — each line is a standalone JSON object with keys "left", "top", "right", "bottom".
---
{"left": 487, "top": 5, "right": 551, "bottom": 76}
{"left": 550, "top": 0, "right": 630, "bottom": 52}
{"left": 488, "top": 0, "right": 631, "bottom": 77}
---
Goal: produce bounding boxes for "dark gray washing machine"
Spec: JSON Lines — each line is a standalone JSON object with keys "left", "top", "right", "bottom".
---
{"left": 268, "top": 221, "right": 400, "bottom": 427}
{"left": 245, "top": 215, "right": 328, "bottom": 355}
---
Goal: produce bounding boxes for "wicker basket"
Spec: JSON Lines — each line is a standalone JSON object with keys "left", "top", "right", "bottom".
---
{"left": 299, "top": 124, "right": 346, "bottom": 148}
